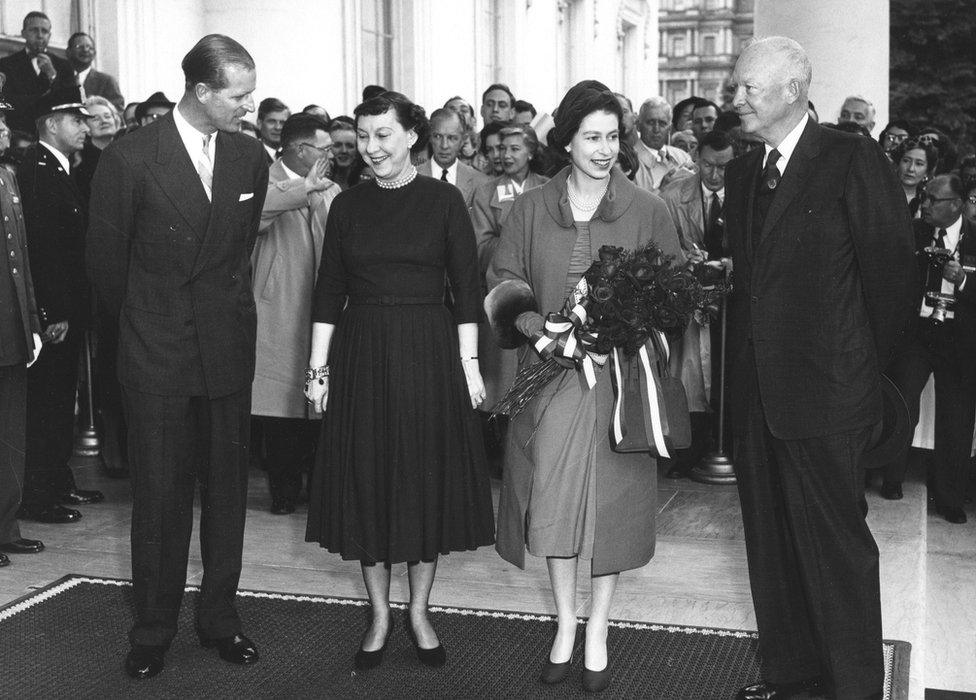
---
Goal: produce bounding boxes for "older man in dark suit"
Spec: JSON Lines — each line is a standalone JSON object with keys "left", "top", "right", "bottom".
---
{"left": 724, "top": 37, "right": 915, "bottom": 699}
{"left": 0, "top": 11, "right": 74, "bottom": 134}
{"left": 87, "top": 34, "right": 269, "bottom": 680}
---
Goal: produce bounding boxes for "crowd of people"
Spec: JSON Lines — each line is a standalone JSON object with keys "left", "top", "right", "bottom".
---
{"left": 0, "top": 10, "right": 972, "bottom": 699}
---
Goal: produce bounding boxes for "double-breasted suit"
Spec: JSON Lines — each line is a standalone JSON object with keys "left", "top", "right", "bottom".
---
{"left": 87, "top": 110, "right": 269, "bottom": 647}
{"left": 724, "top": 118, "right": 916, "bottom": 696}
{"left": 19, "top": 144, "right": 90, "bottom": 509}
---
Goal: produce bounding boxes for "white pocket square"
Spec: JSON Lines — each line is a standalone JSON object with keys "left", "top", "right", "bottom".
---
{"left": 239, "top": 192, "right": 254, "bottom": 201}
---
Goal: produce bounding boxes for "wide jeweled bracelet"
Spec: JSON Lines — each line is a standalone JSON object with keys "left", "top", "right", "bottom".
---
{"left": 305, "top": 366, "right": 330, "bottom": 385}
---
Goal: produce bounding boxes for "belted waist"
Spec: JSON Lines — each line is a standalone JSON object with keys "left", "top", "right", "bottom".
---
{"left": 348, "top": 295, "right": 443, "bottom": 306}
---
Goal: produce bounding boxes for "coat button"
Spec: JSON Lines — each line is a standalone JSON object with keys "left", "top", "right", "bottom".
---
{"left": 751, "top": 296, "right": 758, "bottom": 303}
{"left": 11, "top": 267, "right": 17, "bottom": 274}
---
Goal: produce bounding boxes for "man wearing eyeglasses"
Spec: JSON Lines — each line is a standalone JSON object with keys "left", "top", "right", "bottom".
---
{"left": 885, "top": 174, "right": 976, "bottom": 524}
{"left": 251, "top": 112, "right": 337, "bottom": 515}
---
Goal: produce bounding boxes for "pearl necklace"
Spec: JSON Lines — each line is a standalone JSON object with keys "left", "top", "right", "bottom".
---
{"left": 567, "top": 179, "right": 609, "bottom": 211}
{"left": 375, "top": 165, "right": 418, "bottom": 189}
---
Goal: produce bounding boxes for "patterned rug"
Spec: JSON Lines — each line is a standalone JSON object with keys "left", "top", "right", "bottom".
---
{"left": 0, "top": 575, "right": 910, "bottom": 699}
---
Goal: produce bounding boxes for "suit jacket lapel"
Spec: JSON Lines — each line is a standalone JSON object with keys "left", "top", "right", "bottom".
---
{"left": 148, "top": 114, "right": 211, "bottom": 240}
{"left": 737, "top": 148, "right": 763, "bottom": 262}
{"left": 758, "top": 120, "right": 821, "bottom": 244}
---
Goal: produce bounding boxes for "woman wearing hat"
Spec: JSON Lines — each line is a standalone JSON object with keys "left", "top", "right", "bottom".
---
{"left": 486, "top": 80, "right": 682, "bottom": 693}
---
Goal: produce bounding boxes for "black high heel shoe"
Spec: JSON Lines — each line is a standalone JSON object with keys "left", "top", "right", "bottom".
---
{"left": 582, "top": 664, "right": 611, "bottom": 693}
{"left": 539, "top": 659, "right": 572, "bottom": 684}
{"left": 404, "top": 613, "right": 446, "bottom": 668}
{"left": 354, "top": 622, "right": 393, "bottom": 670}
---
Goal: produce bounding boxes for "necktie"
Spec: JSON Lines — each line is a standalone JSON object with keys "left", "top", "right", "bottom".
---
{"left": 753, "top": 148, "right": 781, "bottom": 245}
{"left": 705, "top": 192, "right": 723, "bottom": 258}
{"left": 441, "top": 168, "right": 449, "bottom": 182}
{"left": 924, "top": 228, "right": 949, "bottom": 306}
{"left": 197, "top": 133, "right": 214, "bottom": 201}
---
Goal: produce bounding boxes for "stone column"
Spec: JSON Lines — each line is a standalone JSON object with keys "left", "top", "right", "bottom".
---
{"left": 753, "top": 0, "right": 889, "bottom": 136}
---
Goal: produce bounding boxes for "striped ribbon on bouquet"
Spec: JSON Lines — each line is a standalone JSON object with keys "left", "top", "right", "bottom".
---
{"left": 609, "top": 332, "right": 672, "bottom": 457}
{"left": 532, "top": 277, "right": 605, "bottom": 388}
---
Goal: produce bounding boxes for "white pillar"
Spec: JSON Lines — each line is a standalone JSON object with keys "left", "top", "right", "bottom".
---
{"left": 753, "top": 0, "right": 888, "bottom": 136}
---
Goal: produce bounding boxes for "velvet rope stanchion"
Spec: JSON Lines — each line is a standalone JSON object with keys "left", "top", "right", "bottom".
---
{"left": 73, "top": 330, "right": 102, "bottom": 459}
{"left": 691, "top": 292, "right": 736, "bottom": 485}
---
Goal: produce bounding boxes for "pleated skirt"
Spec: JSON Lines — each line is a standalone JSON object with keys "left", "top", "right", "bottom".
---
{"left": 306, "top": 303, "right": 496, "bottom": 563}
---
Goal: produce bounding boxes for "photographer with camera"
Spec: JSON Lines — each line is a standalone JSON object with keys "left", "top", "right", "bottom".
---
{"left": 884, "top": 174, "right": 976, "bottom": 523}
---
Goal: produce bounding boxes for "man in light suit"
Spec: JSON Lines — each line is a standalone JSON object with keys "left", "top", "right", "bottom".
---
{"left": 252, "top": 112, "right": 337, "bottom": 515}
{"left": 0, "top": 11, "right": 74, "bottom": 134}
{"left": 87, "top": 34, "right": 269, "bottom": 680}
{"left": 633, "top": 96, "right": 693, "bottom": 194}
{"left": 659, "top": 129, "right": 735, "bottom": 478}
{"left": 66, "top": 32, "right": 125, "bottom": 111}
{"left": 419, "top": 108, "right": 488, "bottom": 207}
{"left": 724, "top": 37, "right": 915, "bottom": 699}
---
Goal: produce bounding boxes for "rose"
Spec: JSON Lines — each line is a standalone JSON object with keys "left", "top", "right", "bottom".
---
{"left": 620, "top": 308, "right": 640, "bottom": 327}
{"left": 598, "top": 245, "right": 624, "bottom": 263}
{"left": 592, "top": 284, "right": 614, "bottom": 302}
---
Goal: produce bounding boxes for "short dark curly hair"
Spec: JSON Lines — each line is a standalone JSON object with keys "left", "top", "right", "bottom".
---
{"left": 353, "top": 91, "right": 429, "bottom": 154}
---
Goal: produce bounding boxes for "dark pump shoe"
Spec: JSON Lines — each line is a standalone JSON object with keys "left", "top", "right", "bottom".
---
{"left": 539, "top": 659, "right": 572, "bottom": 684}
{"left": 405, "top": 620, "right": 446, "bottom": 668}
{"left": 354, "top": 628, "right": 393, "bottom": 670}
{"left": 880, "top": 480, "right": 904, "bottom": 500}
{"left": 737, "top": 678, "right": 824, "bottom": 699}
{"left": 0, "top": 552, "right": 8, "bottom": 567}
{"left": 125, "top": 645, "right": 166, "bottom": 679}
{"left": 937, "top": 503, "right": 968, "bottom": 524}
{"left": 201, "top": 633, "right": 259, "bottom": 665}
{"left": 60, "top": 489, "right": 105, "bottom": 506}
{"left": 0, "top": 538, "right": 45, "bottom": 554}
{"left": 582, "top": 665, "right": 611, "bottom": 693}
{"left": 17, "top": 504, "right": 82, "bottom": 523}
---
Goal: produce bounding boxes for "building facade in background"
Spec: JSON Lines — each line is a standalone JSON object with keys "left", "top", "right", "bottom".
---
{"left": 657, "top": 0, "right": 753, "bottom": 107}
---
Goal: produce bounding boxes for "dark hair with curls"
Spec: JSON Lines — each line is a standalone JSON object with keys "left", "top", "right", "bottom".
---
{"left": 892, "top": 137, "right": 938, "bottom": 178}
{"left": 547, "top": 80, "right": 623, "bottom": 151}
{"left": 353, "top": 91, "right": 430, "bottom": 154}
{"left": 478, "top": 120, "right": 510, "bottom": 156}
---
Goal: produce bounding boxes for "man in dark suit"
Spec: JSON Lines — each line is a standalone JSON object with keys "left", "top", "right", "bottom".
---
{"left": 66, "top": 32, "right": 125, "bottom": 111}
{"left": 0, "top": 11, "right": 74, "bottom": 134}
{"left": 0, "top": 91, "right": 46, "bottom": 567}
{"left": 724, "top": 37, "right": 915, "bottom": 699}
{"left": 86, "top": 34, "right": 269, "bottom": 680}
{"left": 18, "top": 87, "right": 105, "bottom": 524}
{"left": 884, "top": 174, "right": 976, "bottom": 523}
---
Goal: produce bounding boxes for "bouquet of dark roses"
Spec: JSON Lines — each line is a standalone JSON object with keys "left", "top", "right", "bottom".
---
{"left": 492, "top": 242, "right": 726, "bottom": 420}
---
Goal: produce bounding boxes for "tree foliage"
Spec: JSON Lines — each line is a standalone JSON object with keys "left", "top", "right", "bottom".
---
{"left": 890, "top": 0, "right": 976, "bottom": 151}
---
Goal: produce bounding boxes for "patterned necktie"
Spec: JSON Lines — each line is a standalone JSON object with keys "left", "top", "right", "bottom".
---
{"left": 197, "top": 133, "right": 214, "bottom": 201}
{"left": 441, "top": 168, "right": 449, "bottom": 182}
{"left": 759, "top": 149, "right": 781, "bottom": 193}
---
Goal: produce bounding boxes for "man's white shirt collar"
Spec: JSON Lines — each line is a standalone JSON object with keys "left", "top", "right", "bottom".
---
{"left": 75, "top": 66, "right": 92, "bottom": 86}
{"left": 173, "top": 105, "right": 217, "bottom": 164}
{"left": 39, "top": 140, "right": 71, "bottom": 174}
{"left": 701, "top": 183, "right": 724, "bottom": 202}
{"left": 764, "top": 113, "right": 809, "bottom": 173}
{"left": 435, "top": 159, "right": 458, "bottom": 185}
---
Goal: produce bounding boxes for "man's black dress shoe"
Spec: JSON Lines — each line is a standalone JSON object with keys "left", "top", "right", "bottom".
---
{"left": 880, "top": 480, "right": 903, "bottom": 500}
{"left": 737, "top": 678, "right": 823, "bottom": 700}
{"left": 936, "top": 503, "right": 967, "bottom": 524}
{"left": 0, "top": 552, "right": 9, "bottom": 567}
{"left": 60, "top": 489, "right": 105, "bottom": 506}
{"left": 201, "top": 633, "right": 259, "bottom": 665}
{"left": 582, "top": 665, "right": 611, "bottom": 693}
{"left": 270, "top": 497, "right": 295, "bottom": 515}
{"left": 17, "top": 504, "right": 82, "bottom": 523}
{"left": 125, "top": 645, "right": 166, "bottom": 679}
{"left": 0, "top": 538, "right": 45, "bottom": 554}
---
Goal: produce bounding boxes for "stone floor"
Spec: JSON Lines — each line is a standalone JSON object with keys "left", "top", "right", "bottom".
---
{"left": 1, "top": 453, "right": 974, "bottom": 698}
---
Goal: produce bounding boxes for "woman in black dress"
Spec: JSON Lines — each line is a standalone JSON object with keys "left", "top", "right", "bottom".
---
{"left": 304, "top": 92, "right": 495, "bottom": 670}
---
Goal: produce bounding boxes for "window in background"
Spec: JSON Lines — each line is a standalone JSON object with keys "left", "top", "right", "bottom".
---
{"left": 703, "top": 35, "right": 716, "bottom": 55}
{"left": 360, "top": 0, "right": 394, "bottom": 89}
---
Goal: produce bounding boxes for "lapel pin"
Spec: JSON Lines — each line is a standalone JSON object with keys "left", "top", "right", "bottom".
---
{"left": 767, "top": 178, "right": 779, "bottom": 190}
